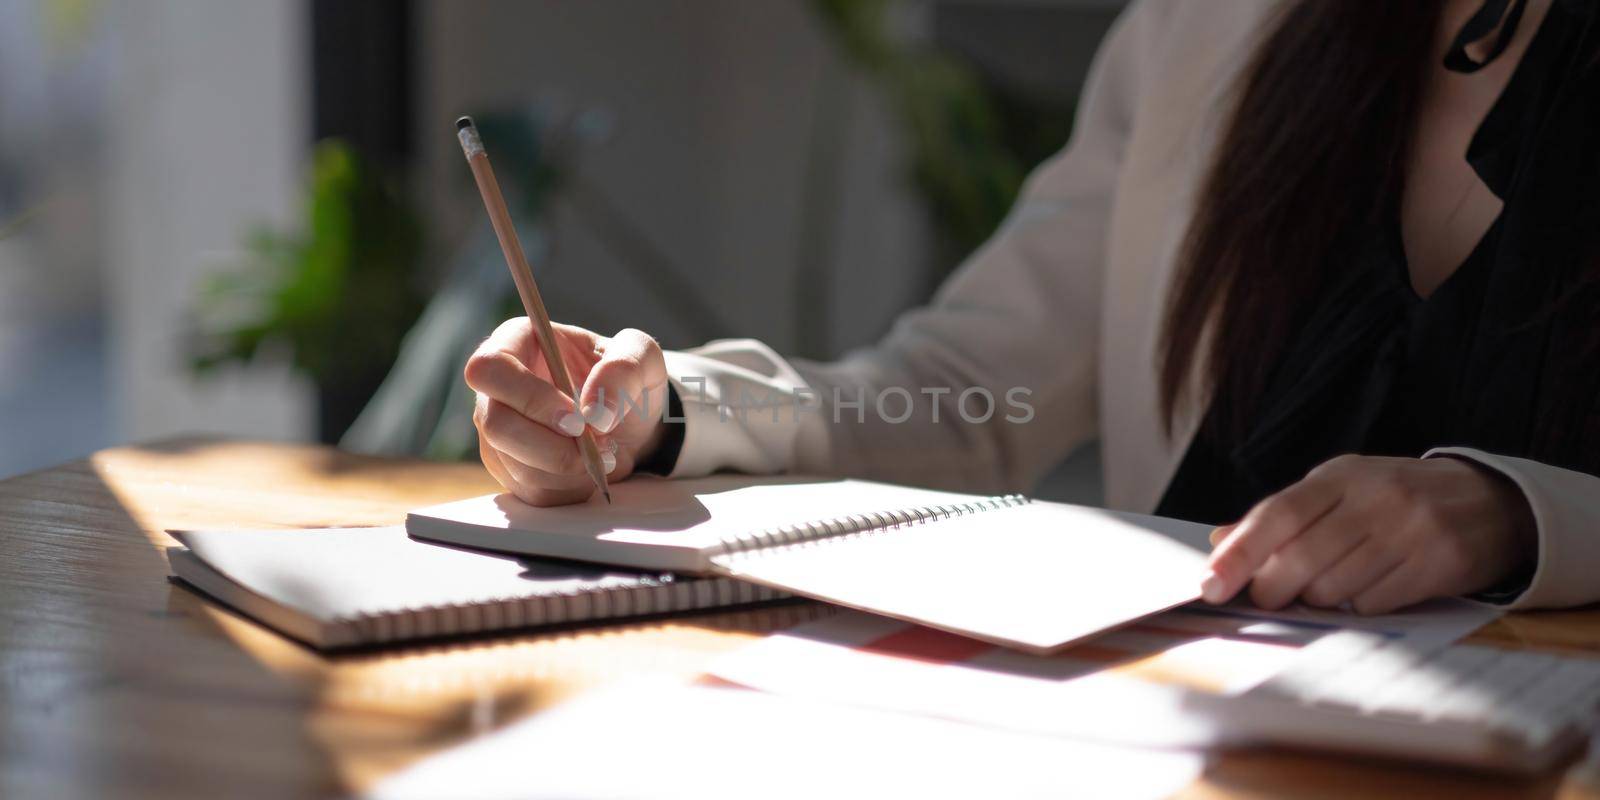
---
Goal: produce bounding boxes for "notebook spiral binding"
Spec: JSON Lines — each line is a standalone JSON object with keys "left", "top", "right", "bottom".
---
{"left": 711, "top": 494, "right": 1030, "bottom": 560}
{"left": 336, "top": 576, "right": 784, "bottom": 645}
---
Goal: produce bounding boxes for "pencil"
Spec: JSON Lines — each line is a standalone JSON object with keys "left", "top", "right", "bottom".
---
{"left": 456, "top": 115, "right": 612, "bottom": 503}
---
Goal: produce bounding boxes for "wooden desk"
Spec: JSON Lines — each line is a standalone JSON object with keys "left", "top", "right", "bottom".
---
{"left": 2, "top": 439, "right": 1597, "bottom": 799}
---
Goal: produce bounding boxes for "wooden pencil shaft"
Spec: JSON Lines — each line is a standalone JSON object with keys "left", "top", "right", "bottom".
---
{"left": 460, "top": 129, "right": 610, "bottom": 500}
{"left": 465, "top": 154, "right": 576, "bottom": 398}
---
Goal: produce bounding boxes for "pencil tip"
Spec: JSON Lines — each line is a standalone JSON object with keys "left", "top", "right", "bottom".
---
{"left": 455, "top": 115, "right": 475, "bottom": 131}
{"left": 602, "top": 488, "right": 612, "bottom": 504}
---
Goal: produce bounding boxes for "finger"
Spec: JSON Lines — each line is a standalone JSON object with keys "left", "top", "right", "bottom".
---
{"left": 1203, "top": 476, "right": 1345, "bottom": 603}
{"left": 480, "top": 317, "right": 602, "bottom": 380}
{"left": 474, "top": 394, "right": 517, "bottom": 486}
{"left": 500, "top": 428, "right": 620, "bottom": 489}
{"left": 464, "top": 351, "right": 585, "bottom": 438}
{"left": 1300, "top": 534, "right": 1410, "bottom": 608}
{"left": 1209, "top": 523, "right": 1237, "bottom": 548}
{"left": 479, "top": 399, "right": 592, "bottom": 475}
{"left": 579, "top": 328, "right": 665, "bottom": 433}
{"left": 518, "top": 485, "right": 595, "bottom": 507}
{"left": 1351, "top": 556, "right": 1435, "bottom": 615}
{"left": 478, "top": 428, "right": 516, "bottom": 490}
{"left": 474, "top": 387, "right": 607, "bottom": 507}
{"left": 497, "top": 449, "right": 595, "bottom": 506}
{"left": 589, "top": 436, "right": 620, "bottom": 477}
{"left": 479, "top": 425, "right": 589, "bottom": 505}
{"left": 484, "top": 414, "right": 600, "bottom": 504}
{"left": 1246, "top": 501, "right": 1364, "bottom": 610}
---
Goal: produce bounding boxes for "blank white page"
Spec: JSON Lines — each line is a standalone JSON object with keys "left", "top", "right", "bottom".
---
{"left": 173, "top": 527, "right": 666, "bottom": 622}
{"left": 711, "top": 502, "right": 1212, "bottom": 653}
{"left": 407, "top": 475, "right": 988, "bottom": 572}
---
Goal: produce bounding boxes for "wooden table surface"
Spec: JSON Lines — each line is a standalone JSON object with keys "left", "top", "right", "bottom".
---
{"left": 3, "top": 439, "right": 1599, "bottom": 799}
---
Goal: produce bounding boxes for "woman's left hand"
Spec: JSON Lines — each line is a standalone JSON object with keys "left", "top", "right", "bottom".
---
{"left": 1200, "top": 454, "right": 1537, "bottom": 614}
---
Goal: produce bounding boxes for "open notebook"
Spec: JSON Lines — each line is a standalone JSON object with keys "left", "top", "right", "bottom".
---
{"left": 407, "top": 476, "right": 1214, "bottom": 654}
{"left": 166, "top": 526, "right": 783, "bottom": 649}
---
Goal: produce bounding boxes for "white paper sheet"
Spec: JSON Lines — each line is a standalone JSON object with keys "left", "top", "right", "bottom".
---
{"left": 407, "top": 475, "right": 985, "bottom": 572}
{"left": 714, "top": 501, "right": 1212, "bottom": 653}
{"left": 367, "top": 681, "right": 1205, "bottom": 800}
{"left": 708, "top": 599, "right": 1501, "bottom": 749}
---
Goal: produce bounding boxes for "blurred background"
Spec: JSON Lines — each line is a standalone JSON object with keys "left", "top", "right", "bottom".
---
{"left": 0, "top": 0, "right": 1121, "bottom": 497}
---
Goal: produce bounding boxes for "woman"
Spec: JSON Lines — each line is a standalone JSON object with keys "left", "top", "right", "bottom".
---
{"left": 463, "top": 0, "right": 1600, "bottom": 614}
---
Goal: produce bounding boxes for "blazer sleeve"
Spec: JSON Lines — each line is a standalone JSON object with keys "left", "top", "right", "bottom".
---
{"left": 1426, "top": 447, "right": 1600, "bottom": 610}
{"left": 656, "top": 0, "right": 1165, "bottom": 494}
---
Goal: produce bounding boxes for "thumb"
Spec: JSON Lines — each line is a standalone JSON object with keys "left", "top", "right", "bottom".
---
{"left": 578, "top": 328, "right": 664, "bottom": 434}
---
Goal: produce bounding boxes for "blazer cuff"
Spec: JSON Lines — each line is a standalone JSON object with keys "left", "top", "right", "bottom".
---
{"left": 1424, "top": 446, "right": 1600, "bottom": 610}
{"left": 660, "top": 339, "right": 817, "bottom": 478}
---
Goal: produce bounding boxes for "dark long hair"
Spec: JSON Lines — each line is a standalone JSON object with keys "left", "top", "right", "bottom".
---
{"left": 1159, "top": 2, "right": 1444, "bottom": 442}
{"left": 1159, "top": 0, "right": 1600, "bottom": 471}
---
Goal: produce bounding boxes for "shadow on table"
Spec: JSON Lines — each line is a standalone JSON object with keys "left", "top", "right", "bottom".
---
{"left": 164, "top": 581, "right": 836, "bottom": 791}
{"left": 77, "top": 437, "right": 841, "bottom": 794}
{"left": 42, "top": 438, "right": 1580, "bottom": 799}
{"left": 1191, "top": 748, "right": 1569, "bottom": 800}
{"left": 1, "top": 446, "right": 336, "bottom": 798}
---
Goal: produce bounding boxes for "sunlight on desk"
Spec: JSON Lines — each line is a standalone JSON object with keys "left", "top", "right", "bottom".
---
{"left": 5, "top": 439, "right": 1600, "bottom": 798}
{"left": 3, "top": 439, "right": 830, "bottom": 795}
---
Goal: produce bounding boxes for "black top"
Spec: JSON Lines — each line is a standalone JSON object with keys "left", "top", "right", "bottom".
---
{"left": 1156, "top": 217, "right": 1503, "bottom": 524}
{"left": 1157, "top": 0, "right": 1600, "bottom": 525}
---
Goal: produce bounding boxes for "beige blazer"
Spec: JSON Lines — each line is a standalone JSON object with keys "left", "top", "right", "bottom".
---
{"left": 656, "top": 0, "right": 1600, "bottom": 610}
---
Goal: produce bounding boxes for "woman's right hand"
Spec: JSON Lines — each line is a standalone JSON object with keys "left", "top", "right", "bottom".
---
{"left": 465, "top": 318, "right": 669, "bottom": 506}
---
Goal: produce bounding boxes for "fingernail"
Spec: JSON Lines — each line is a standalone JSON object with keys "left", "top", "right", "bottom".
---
{"left": 601, "top": 450, "right": 617, "bottom": 473}
{"left": 554, "top": 412, "right": 586, "bottom": 437}
{"left": 583, "top": 402, "right": 618, "bottom": 433}
{"left": 1200, "top": 572, "right": 1228, "bottom": 604}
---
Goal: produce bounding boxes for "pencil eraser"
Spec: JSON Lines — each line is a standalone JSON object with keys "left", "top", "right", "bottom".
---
{"left": 456, "top": 116, "right": 475, "bottom": 131}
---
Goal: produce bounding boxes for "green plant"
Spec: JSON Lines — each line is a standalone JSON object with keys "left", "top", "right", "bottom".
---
{"left": 340, "top": 106, "right": 751, "bottom": 460}
{"left": 811, "top": 0, "right": 1077, "bottom": 285}
{"left": 189, "top": 140, "right": 426, "bottom": 439}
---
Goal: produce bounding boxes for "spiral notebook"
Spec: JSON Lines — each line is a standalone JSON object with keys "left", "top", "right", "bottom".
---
{"left": 407, "top": 476, "right": 1214, "bottom": 654}
{"left": 166, "top": 526, "right": 783, "bottom": 649}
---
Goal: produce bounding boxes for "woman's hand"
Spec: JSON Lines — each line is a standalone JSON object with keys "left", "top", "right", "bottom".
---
{"left": 1200, "top": 454, "right": 1537, "bottom": 614}
{"left": 465, "top": 318, "right": 669, "bottom": 506}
